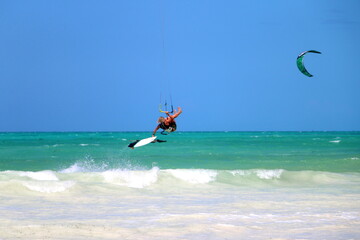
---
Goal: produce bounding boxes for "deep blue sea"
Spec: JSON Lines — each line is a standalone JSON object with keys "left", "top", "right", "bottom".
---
{"left": 0, "top": 132, "right": 359, "bottom": 239}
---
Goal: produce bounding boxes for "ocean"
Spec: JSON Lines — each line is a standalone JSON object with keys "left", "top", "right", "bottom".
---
{"left": 0, "top": 131, "right": 359, "bottom": 239}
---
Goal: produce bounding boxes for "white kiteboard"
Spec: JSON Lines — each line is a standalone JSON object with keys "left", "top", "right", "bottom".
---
{"left": 128, "top": 136, "right": 157, "bottom": 148}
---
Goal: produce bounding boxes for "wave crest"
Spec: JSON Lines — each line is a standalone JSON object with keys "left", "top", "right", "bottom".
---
{"left": 1, "top": 168, "right": 358, "bottom": 194}
{"left": 102, "top": 167, "right": 159, "bottom": 188}
{"left": 165, "top": 169, "right": 218, "bottom": 184}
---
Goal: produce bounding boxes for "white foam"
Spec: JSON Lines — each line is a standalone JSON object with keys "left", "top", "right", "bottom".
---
{"left": 18, "top": 170, "right": 59, "bottom": 181}
{"left": 22, "top": 180, "right": 75, "bottom": 193}
{"left": 165, "top": 169, "right": 218, "bottom": 184}
{"left": 254, "top": 169, "right": 283, "bottom": 179}
{"left": 229, "top": 170, "right": 248, "bottom": 176}
{"left": 230, "top": 169, "right": 284, "bottom": 180}
{"left": 60, "top": 163, "right": 83, "bottom": 173}
{"left": 60, "top": 159, "right": 108, "bottom": 173}
{"left": 102, "top": 167, "right": 159, "bottom": 188}
{"left": 330, "top": 140, "right": 341, "bottom": 143}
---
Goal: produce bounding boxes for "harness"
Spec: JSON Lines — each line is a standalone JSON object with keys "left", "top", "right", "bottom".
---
{"left": 159, "top": 121, "right": 177, "bottom": 135}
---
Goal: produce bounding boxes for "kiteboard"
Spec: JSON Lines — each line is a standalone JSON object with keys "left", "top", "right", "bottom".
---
{"left": 128, "top": 136, "right": 157, "bottom": 149}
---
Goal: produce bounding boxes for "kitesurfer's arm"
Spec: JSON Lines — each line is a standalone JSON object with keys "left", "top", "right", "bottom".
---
{"left": 152, "top": 125, "right": 160, "bottom": 137}
{"left": 164, "top": 107, "right": 182, "bottom": 120}
{"left": 171, "top": 107, "right": 182, "bottom": 119}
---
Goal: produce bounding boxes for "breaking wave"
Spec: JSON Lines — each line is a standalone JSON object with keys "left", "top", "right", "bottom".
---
{"left": 1, "top": 164, "right": 359, "bottom": 194}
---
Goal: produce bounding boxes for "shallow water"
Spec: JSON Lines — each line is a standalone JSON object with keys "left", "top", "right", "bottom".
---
{"left": 0, "top": 132, "right": 359, "bottom": 239}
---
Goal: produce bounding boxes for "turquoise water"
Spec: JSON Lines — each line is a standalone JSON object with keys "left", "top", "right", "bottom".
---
{"left": 1, "top": 131, "right": 359, "bottom": 172}
{"left": 1, "top": 131, "right": 360, "bottom": 239}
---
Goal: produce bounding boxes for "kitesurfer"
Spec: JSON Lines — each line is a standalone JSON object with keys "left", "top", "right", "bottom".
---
{"left": 152, "top": 107, "right": 182, "bottom": 136}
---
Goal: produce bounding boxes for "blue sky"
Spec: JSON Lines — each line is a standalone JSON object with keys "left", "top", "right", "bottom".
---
{"left": 1, "top": 0, "right": 359, "bottom": 132}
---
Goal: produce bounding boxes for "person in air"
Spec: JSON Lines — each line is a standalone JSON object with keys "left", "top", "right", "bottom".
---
{"left": 152, "top": 107, "right": 182, "bottom": 136}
